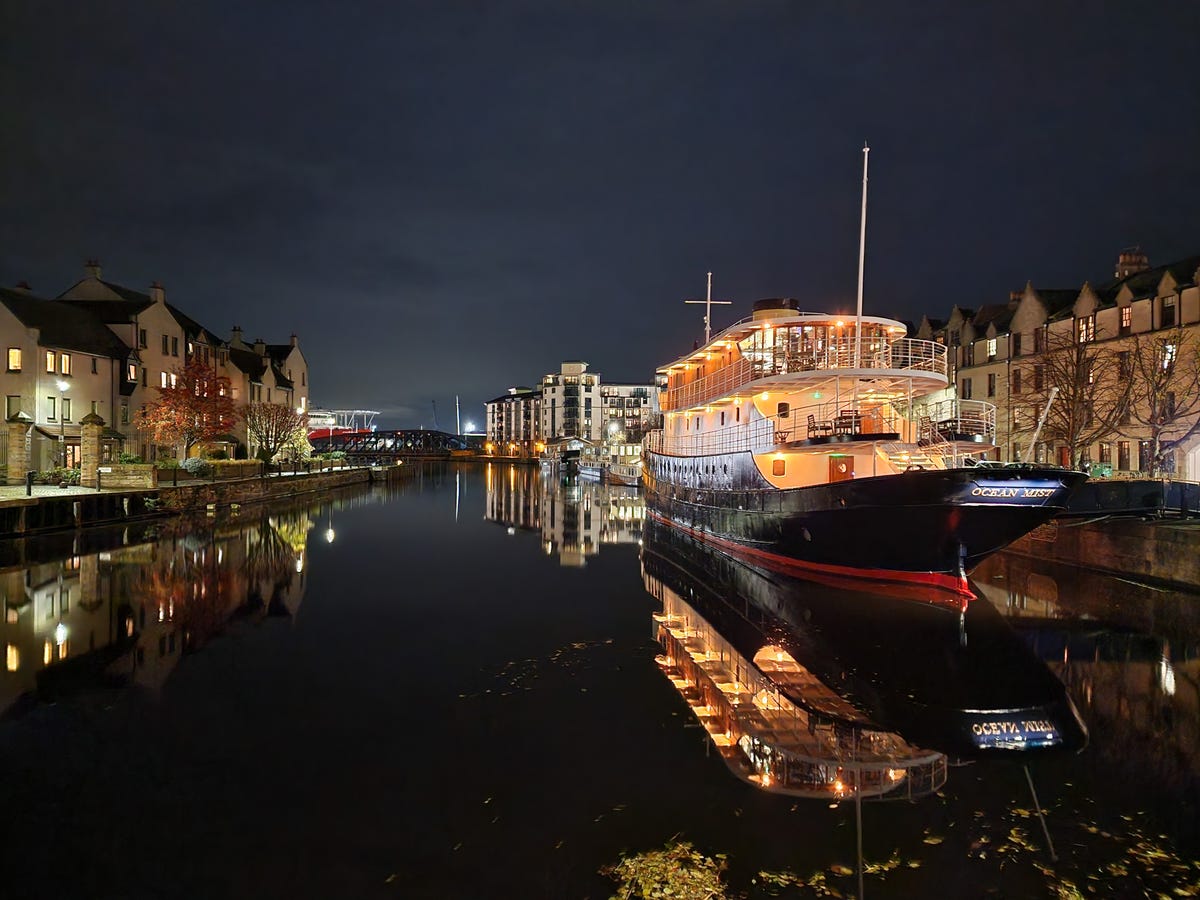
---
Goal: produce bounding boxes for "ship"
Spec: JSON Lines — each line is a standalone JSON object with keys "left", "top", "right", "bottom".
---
{"left": 643, "top": 296, "right": 1087, "bottom": 591}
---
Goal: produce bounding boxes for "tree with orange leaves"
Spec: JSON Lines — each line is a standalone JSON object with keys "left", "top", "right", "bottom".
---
{"left": 136, "top": 357, "right": 237, "bottom": 457}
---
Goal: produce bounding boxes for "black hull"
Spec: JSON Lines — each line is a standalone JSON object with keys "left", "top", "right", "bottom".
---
{"left": 644, "top": 450, "right": 1087, "bottom": 577}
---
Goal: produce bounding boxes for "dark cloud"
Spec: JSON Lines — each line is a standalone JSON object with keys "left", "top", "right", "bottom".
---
{"left": 2, "top": 0, "right": 1198, "bottom": 426}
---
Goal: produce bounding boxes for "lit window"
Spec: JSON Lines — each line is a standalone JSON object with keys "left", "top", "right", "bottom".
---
{"left": 127, "top": 363, "right": 137, "bottom": 381}
{"left": 45, "top": 350, "right": 55, "bottom": 373}
{"left": 60, "top": 353, "right": 70, "bottom": 375}
{"left": 6, "top": 348, "right": 20, "bottom": 371}
{"left": 986, "top": 338, "right": 997, "bottom": 359}
{"left": 5, "top": 643, "right": 17, "bottom": 672}
{"left": 1121, "top": 306, "right": 1132, "bottom": 331}
{"left": 1162, "top": 342, "right": 1177, "bottom": 371}
{"left": 1076, "top": 315, "right": 1095, "bottom": 343}
{"left": 161, "top": 372, "right": 169, "bottom": 388}
{"left": 170, "top": 373, "right": 178, "bottom": 388}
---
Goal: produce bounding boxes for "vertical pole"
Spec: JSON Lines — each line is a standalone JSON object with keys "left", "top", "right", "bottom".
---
{"left": 705, "top": 271, "right": 713, "bottom": 344}
{"left": 855, "top": 143, "right": 870, "bottom": 369}
{"left": 855, "top": 764, "right": 864, "bottom": 899}
{"left": 1024, "top": 765, "right": 1058, "bottom": 862}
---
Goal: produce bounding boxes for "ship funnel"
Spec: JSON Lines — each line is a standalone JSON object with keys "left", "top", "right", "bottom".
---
{"left": 752, "top": 298, "right": 801, "bottom": 320}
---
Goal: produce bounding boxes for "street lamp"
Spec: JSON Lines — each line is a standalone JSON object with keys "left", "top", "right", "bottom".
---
{"left": 55, "top": 378, "right": 70, "bottom": 468}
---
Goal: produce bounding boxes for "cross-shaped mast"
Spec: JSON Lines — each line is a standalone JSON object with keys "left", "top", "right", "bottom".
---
{"left": 683, "top": 272, "right": 733, "bottom": 344}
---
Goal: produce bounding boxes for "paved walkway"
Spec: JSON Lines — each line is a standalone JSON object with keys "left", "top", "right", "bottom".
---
{"left": 0, "top": 484, "right": 116, "bottom": 501}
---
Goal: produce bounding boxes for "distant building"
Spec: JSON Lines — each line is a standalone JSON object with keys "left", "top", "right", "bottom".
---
{"left": 538, "top": 361, "right": 660, "bottom": 444}
{"left": 484, "top": 386, "right": 542, "bottom": 457}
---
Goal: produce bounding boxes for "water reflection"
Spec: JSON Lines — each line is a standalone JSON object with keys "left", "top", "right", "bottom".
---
{"left": 484, "top": 463, "right": 644, "bottom": 564}
{"left": 974, "top": 552, "right": 1200, "bottom": 811}
{"left": 642, "top": 519, "right": 1088, "bottom": 800}
{"left": 0, "top": 496, "right": 359, "bottom": 717}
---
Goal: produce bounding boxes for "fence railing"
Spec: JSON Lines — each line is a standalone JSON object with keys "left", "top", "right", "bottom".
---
{"left": 661, "top": 338, "right": 947, "bottom": 411}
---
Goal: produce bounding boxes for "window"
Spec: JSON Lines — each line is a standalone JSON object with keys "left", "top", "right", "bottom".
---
{"left": 777, "top": 402, "right": 790, "bottom": 419}
{"left": 120, "top": 402, "right": 129, "bottom": 425}
{"left": 59, "top": 353, "right": 70, "bottom": 375}
{"left": 960, "top": 378, "right": 972, "bottom": 399}
{"left": 772, "top": 458, "right": 785, "bottom": 476}
{"left": 169, "top": 373, "right": 178, "bottom": 388}
{"left": 1012, "top": 369, "right": 1022, "bottom": 394}
{"left": 162, "top": 335, "right": 169, "bottom": 354}
{"left": 1138, "top": 440, "right": 1152, "bottom": 471}
{"left": 964, "top": 343, "right": 975, "bottom": 366}
{"left": 1099, "top": 443, "right": 1112, "bottom": 465}
{"left": 141, "top": 368, "right": 147, "bottom": 387}
{"left": 1034, "top": 327, "right": 1045, "bottom": 353}
{"left": 301, "top": 371, "right": 306, "bottom": 386}
{"left": 1161, "top": 342, "right": 1177, "bottom": 371}
{"left": 62, "top": 398, "right": 71, "bottom": 422}
{"left": 1166, "top": 391, "right": 1177, "bottom": 418}
{"left": 1120, "top": 305, "right": 1132, "bottom": 335}
{"left": 91, "top": 400, "right": 101, "bottom": 415}
{"left": 1011, "top": 333, "right": 1022, "bottom": 356}
{"left": 45, "top": 351, "right": 55, "bottom": 373}
{"left": 1119, "top": 350, "right": 1132, "bottom": 378}
{"left": 6, "top": 395, "right": 20, "bottom": 418}
{"left": 986, "top": 338, "right": 997, "bottom": 360}
{"left": 987, "top": 373, "right": 996, "bottom": 397}
{"left": 1076, "top": 315, "right": 1095, "bottom": 343}
{"left": 46, "top": 396, "right": 56, "bottom": 421}
{"left": 171, "top": 337, "right": 179, "bottom": 357}
{"left": 1162, "top": 296, "right": 1177, "bottom": 328}
{"left": 6, "top": 348, "right": 20, "bottom": 371}
{"left": 127, "top": 363, "right": 137, "bottom": 381}
{"left": 1118, "top": 440, "right": 1130, "bottom": 470}
{"left": 91, "top": 358, "right": 97, "bottom": 374}
{"left": 1034, "top": 366, "right": 1044, "bottom": 392}
{"left": 138, "top": 328, "right": 147, "bottom": 349}
{"left": 161, "top": 372, "right": 169, "bottom": 388}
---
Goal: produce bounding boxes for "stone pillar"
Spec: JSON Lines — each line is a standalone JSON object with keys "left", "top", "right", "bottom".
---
{"left": 6, "top": 413, "right": 32, "bottom": 485}
{"left": 80, "top": 413, "right": 105, "bottom": 488}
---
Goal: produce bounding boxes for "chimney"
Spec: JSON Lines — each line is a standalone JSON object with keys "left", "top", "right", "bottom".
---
{"left": 1115, "top": 247, "right": 1150, "bottom": 280}
{"left": 230, "top": 326, "right": 245, "bottom": 348}
{"left": 13, "top": 281, "right": 31, "bottom": 294}
{"left": 84, "top": 259, "right": 101, "bottom": 279}
{"left": 149, "top": 280, "right": 165, "bottom": 304}
{"left": 290, "top": 333, "right": 298, "bottom": 347}
{"left": 253, "top": 337, "right": 266, "bottom": 356}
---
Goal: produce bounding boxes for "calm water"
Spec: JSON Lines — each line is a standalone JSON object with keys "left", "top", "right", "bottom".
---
{"left": 1, "top": 463, "right": 1197, "bottom": 899}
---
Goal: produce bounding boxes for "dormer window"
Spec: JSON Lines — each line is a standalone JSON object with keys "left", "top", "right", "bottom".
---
{"left": 1120, "top": 305, "right": 1132, "bottom": 335}
{"left": 986, "top": 338, "right": 997, "bottom": 360}
{"left": 1076, "top": 315, "right": 1095, "bottom": 344}
{"left": 1162, "top": 296, "right": 1177, "bottom": 329}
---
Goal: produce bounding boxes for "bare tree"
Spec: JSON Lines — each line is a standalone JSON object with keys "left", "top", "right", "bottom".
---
{"left": 1129, "top": 325, "right": 1200, "bottom": 475}
{"left": 1016, "top": 324, "right": 1129, "bottom": 469}
{"left": 242, "top": 403, "right": 307, "bottom": 462}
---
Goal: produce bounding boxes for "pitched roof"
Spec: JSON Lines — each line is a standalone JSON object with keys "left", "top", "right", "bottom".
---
{"left": 969, "top": 303, "right": 1015, "bottom": 331}
{"left": 1102, "top": 253, "right": 1200, "bottom": 301}
{"left": 57, "top": 297, "right": 152, "bottom": 323}
{"left": 0, "top": 289, "right": 131, "bottom": 358}
{"left": 1034, "top": 288, "right": 1079, "bottom": 318}
{"left": 227, "top": 346, "right": 267, "bottom": 381}
{"left": 166, "top": 302, "right": 219, "bottom": 342}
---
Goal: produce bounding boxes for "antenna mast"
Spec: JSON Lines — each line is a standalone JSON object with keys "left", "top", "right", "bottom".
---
{"left": 684, "top": 272, "right": 732, "bottom": 345}
{"left": 855, "top": 143, "right": 869, "bottom": 368}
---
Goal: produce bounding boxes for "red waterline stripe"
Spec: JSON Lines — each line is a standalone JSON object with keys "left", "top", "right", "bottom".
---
{"left": 646, "top": 510, "right": 972, "bottom": 610}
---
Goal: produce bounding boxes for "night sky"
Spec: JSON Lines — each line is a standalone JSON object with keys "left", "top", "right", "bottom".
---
{"left": 2, "top": 1, "right": 1198, "bottom": 429}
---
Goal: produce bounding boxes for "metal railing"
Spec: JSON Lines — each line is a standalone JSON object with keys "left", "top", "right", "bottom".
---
{"left": 661, "top": 337, "right": 947, "bottom": 411}
{"left": 914, "top": 399, "right": 997, "bottom": 446}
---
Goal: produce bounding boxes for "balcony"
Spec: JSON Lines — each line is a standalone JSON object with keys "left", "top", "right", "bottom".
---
{"left": 661, "top": 337, "right": 948, "bottom": 411}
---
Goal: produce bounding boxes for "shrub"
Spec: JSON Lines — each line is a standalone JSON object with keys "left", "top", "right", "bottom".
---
{"left": 118, "top": 452, "right": 143, "bottom": 464}
{"left": 206, "top": 449, "right": 229, "bottom": 460}
{"left": 156, "top": 458, "right": 181, "bottom": 469}
{"left": 181, "top": 457, "right": 214, "bottom": 478}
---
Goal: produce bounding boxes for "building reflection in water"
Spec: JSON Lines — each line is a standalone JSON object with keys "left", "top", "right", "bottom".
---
{"left": 0, "top": 497, "right": 351, "bottom": 717}
{"left": 484, "top": 463, "right": 644, "bottom": 565}
{"left": 642, "top": 519, "right": 1088, "bottom": 801}
{"left": 973, "top": 552, "right": 1200, "bottom": 806}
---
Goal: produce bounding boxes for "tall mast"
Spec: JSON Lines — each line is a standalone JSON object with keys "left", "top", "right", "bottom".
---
{"left": 855, "top": 143, "right": 870, "bottom": 368}
{"left": 456, "top": 394, "right": 461, "bottom": 435}
{"left": 684, "top": 271, "right": 732, "bottom": 345}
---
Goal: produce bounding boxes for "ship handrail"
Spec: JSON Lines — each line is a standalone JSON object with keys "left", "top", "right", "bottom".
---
{"left": 661, "top": 337, "right": 947, "bottom": 412}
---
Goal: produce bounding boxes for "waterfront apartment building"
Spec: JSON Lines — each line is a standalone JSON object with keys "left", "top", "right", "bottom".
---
{"left": 539, "top": 361, "right": 661, "bottom": 444}
{"left": 926, "top": 249, "right": 1200, "bottom": 477}
{"left": 0, "top": 260, "right": 308, "bottom": 472}
{"left": 485, "top": 386, "right": 542, "bottom": 457}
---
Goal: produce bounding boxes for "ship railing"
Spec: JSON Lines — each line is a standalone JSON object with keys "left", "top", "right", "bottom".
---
{"left": 660, "top": 338, "right": 947, "bottom": 411}
{"left": 914, "top": 398, "right": 997, "bottom": 446}
{"left": 645, "top": 404, "right": 906, "bottom": 457}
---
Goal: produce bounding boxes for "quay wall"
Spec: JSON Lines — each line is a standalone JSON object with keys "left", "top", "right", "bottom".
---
{"left": 1004, "top": 518, "right": 1200, "bottom": 591}
{"left": 0, "top": 468, "right": 380, "bottom": 538}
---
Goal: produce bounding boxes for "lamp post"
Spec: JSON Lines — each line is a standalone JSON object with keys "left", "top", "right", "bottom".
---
{"left": 55, "top": 378, "right": 70, "bottom": 468}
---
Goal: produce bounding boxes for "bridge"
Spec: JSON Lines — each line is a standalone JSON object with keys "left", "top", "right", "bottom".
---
{"left": 310, "top": 429, "right": 468, "bottom": 460}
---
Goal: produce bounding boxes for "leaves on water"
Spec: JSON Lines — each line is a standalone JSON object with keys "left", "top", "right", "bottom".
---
{"left": 601, "top": 840, "right": 729, "bottom": 900}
